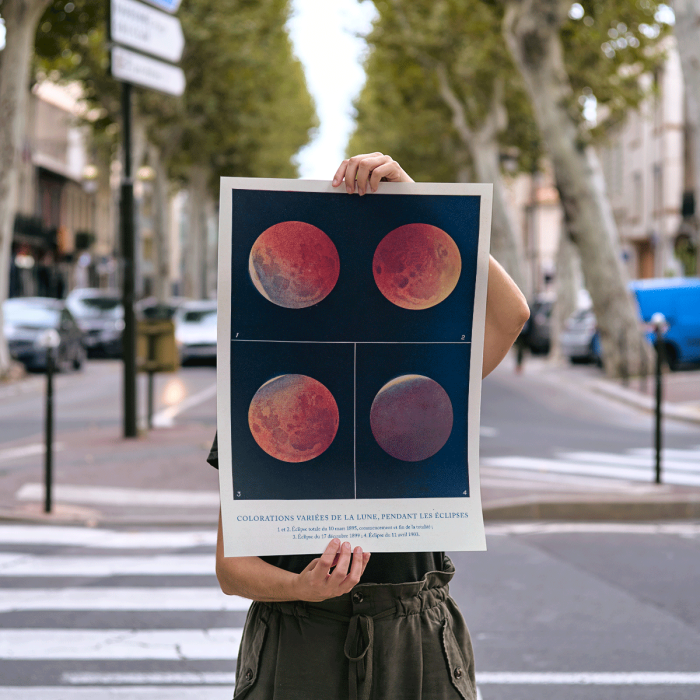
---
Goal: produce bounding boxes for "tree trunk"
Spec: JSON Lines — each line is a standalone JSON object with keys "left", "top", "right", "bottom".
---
{"left": 435, "top": 65, "right": 528, "bottom": 296}
{"left": 674, "top": 0, "right": 700, "bottom": 269}
{"left": 0, "top": 0, "right": 53, "bottom": 377}
{"left": 503, "top": 0, "right": 653, "bottom": 376}
{"left": 186, "top": 165, "right": 208, "bottom": 299}
{"left": 148, "top": 143, "right": 171, "bottom": 301}
{"left": 550, "top": 226, "right": 580, "bottom": 362}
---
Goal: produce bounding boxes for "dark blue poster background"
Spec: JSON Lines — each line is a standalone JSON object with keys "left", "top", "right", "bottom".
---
{"left": 228, "top": 187, "right": 480, "bottom": 500}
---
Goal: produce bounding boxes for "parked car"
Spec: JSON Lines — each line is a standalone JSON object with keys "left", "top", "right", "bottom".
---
{"left": 524, "top": 296, "right": 553, "bottom": 355}
{"left": 3, "top": 297, "right": 86, "bottom": 372}
{"left": 560, "top": 278, "right": 700, "bottom": 369}
{"left": 560, "top": 307, "right": 599, "bottom": 363}
{"left": 135, "top": 296, "right": 191, "bottom": 320}
{"left": 65, "top": 288, "right": 124, "bottom": 357}
{"left": 174, "top": 300, "right": 217, "bottom": 365}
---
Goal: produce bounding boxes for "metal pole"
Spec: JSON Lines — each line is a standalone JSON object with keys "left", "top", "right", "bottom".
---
{"left": 654, "top": 329, "right": 664, "bottom": 484}
{"left": 44, "top": 348, "right": 54, "bottom": 513}
{"left": 121, "top": 81, "right": 137, "bottom": 438}
{"left": 148, "top": 371, "right": 154, "bottom": 429}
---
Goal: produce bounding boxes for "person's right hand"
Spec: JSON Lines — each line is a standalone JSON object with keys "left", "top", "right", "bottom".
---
{"left": 293, "top": 539, "right": 371, "bottom": 602}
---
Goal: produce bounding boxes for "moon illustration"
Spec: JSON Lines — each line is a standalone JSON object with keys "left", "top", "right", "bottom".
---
{"left": 248, "top": 374, "right": 339, "bottom": 462}
{"left": 249, "top": 221, "right": 340, "bottom": 309}
{"left": 370, "top": 375, "right": 453, "bottom": 462}
{"left": 373, "top": 223, "right": 461, "bottom": 310}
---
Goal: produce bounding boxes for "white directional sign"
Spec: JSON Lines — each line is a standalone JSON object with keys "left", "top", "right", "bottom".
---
{"left": 111, "top": 0, "right": 184, "bottom": 63}
{"left": 111, "top": 46, "right": 185, "bottom": 96}
{"left": 141, "top": 0, "right": 182, "bottom": 13}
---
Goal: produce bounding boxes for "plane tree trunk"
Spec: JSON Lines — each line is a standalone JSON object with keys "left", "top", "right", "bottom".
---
{"left": 504, "top": 0, "right": 653, "bottom": 376}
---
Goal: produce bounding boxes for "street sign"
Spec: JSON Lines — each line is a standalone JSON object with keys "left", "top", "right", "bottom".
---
{"left": 111, "top": 45, "right": 185, "bottom": 96}
{"left": 140, "top": 0, "right": 182, "bottom": 14}
{"left": 111, "top": 0, "right": 185, "bottom": 64}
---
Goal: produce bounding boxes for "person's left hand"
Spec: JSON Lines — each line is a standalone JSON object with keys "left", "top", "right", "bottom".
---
{"left": 332, "top": 152, "right": 413, "bottom": 196}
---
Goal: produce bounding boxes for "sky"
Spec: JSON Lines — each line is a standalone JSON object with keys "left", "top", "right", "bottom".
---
{"left": 287, "top": 0, "right": 377, "bottom": 180}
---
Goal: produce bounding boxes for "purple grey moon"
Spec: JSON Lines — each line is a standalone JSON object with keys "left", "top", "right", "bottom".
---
{"left": 370, "top": 374, "right": 453, "bottom": 462}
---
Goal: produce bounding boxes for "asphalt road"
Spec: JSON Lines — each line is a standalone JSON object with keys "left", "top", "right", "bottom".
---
{"left": 0, "top": 522, "right": 698, "bottom": 699}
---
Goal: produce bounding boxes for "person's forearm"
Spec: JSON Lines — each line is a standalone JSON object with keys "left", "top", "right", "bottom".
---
{"left": 482, "top": 255, "right": 530, "bottom": 378}
{"left": 216, "top": 512, "right": 300, "bottom": 601}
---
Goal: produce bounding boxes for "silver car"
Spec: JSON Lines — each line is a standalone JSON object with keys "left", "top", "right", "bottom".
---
{"left": 175, "top": 301, "right": 217, "bottom": 365}
{"left": 560, "top": 308, "right": 598, "bottom": 363}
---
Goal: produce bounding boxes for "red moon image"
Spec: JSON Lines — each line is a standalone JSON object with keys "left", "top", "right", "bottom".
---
{"left": 370, "top": 375, "right": 453, "bottom": 462}
{"left": 249, "top": 221, "right": 340, "bottom": 309}
{"left": 248, "top": 374, "right": 339, "bottom": 462}
{"left": 373, "top": 223, "right": 461, "bottom": 310}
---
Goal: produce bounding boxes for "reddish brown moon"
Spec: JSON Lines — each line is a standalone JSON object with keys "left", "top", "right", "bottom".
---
{"left": 370, "top": 375, "right": 453, "bottom": 462}
{"left": 373, "top": 223, "right": 461, "bottom": 310}
{"left": 248, "top": 374, "right": 339, "bottom": 462}
{"left": 249, "top": 221, "right": 340, "bottom": 309}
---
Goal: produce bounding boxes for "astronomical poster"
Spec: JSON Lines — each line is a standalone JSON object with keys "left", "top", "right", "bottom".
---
{"left": 217, "top": 178, "right": 492, "bottom": 556}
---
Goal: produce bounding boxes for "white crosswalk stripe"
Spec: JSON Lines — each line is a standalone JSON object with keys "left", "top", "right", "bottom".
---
{"left": 482, "top": 445, "right": 700, "bottom": 486}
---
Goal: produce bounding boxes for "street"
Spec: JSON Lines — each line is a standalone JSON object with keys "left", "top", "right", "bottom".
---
{"left": 0, "top": 522, "right": 699, "bottom": 699}
{"left": 0, "top": 357, "right": 699, "bottom": 697}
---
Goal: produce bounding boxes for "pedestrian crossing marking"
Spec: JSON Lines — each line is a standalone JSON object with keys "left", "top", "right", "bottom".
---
{"left": 0, "top": 689, "right": 234, "bottom": 699}
{"left": 476, "top": 672, "right": 700, "bottom": 685}
{"left": 16, "top": 483, "right": 220, "bottom": 508}
{"left": 0, "top": 587, "right": 251, "bottom": 612}
{"left": 482, "top": 444, "right": 700, "bottom": 487}
{"left": 63, "top": 672, "right": 237, "bottom": 685}
{"left": 0, "top": 629, "right": 243, "bottom": 660}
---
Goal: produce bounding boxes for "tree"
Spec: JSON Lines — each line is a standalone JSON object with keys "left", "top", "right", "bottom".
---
{"left": 0, "top": 0, "right": 53, "bottom": 378}
{"left": 503, "top": 0, "right": 669, "bottom": 376}
{"left": 674, "top": 0, "right": 700, "bottom": 272}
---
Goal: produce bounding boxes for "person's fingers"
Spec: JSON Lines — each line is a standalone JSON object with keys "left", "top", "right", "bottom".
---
{"left": 332, "top": 160, "right": 349, "bottom": 188}
{"left": 328, "top": 541, "right": 352, "bottom": 584}
{"left": 356, "top": 155, "right": 392, "bottom": 195}
{"left": 360, "top": 552, "right": 371, "bottom": 576}
{"left": 337, "top": 546, "right": 364, "bottom": 594}
{"left": 342, "top": 152, "right": 383, "bottom": 194}
{"left": 314, "top": 539, "right": 341, "bottom": 578}
{"left": 302, "top": 557, "right": 321, "bottom": 573}
{"left": 368, "top": 160, "right": 407, "bottom": 191}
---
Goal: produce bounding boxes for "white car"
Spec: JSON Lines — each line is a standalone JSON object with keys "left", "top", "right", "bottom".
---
{"left": 174, "top": 301, "right": 217, "bottom": 364}
{"left": 559, "top": 308, "right": 598, "bottom": 363}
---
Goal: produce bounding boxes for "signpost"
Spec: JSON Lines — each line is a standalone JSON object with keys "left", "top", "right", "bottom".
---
{"left": 111, "top": 0, "right": 185, "bottom": 63}
{"left": 108, "top": 0, "right": 185, "bottom": 437}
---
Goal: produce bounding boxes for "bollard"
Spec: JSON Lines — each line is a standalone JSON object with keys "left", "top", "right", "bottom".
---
{"left": 619, "top": 329, "right": 628, "bottom": 387}
{"left": 650, "top": 312, "right": 667, "bottom": 485}
{"left": 39, "top": 329, "right": 61, "bottom": 513}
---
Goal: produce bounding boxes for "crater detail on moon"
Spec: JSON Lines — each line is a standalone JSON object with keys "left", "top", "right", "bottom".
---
{"left": 249, "top": 221, "right": 340, "bottom": 309}
{"left": 370, "top": 374, "right": 453, "bottom": 462}
{"left": 373, "top": 223, "right": 461, "bottom": 310}
{"left": 248, "top": 374, "right": 339, "bottom": 462}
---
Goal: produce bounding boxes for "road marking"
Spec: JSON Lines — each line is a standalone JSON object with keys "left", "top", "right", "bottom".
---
{"left": 0, "top": 689, "right": 234, "bottom": 699}
{"left": 563, "top": 451, "right": 700, "bottom": 473}
{"left": 152, "top": 382, "right": 217, "bottom": 427}
{"left": 63, "top": 672, "right": 237, "bottom": 685}
{"left": 15, "top": 483, "right": 219, "bottom": 508}
{"left": 0, "top": 628, "right": 243, "bottom": 660}
{"left": 482, "top": 455, "right": 700, "bottom": 486}
{"left": 0, "top": 525, "right": 216, "bottom": 548}
{"left": 0, "top": 553, "right": 215, "bottom": 577}
{"left": 476, "top": 672, "right": 700, "bottom": 685}
{"left": 480, "top": 467, "right": 659, "bottom": 492}
{"left": 485, "top": 522, "right": 700, "bottom": 536}
{"left": 0, "top": 443, "right": 64, "bottom": 463}
{"left": 0, "top": 587, "right": 250, "bottom": 612}
{"left": 480, "top": 426, "right": 498, "bottom": 437}
{"left": 629, "top": 446, "right": 700, "bottom": 462}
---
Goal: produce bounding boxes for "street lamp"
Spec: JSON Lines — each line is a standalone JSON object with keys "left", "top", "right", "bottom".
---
{"left": 38, "top": 329, "right": 61, "bottom": 513}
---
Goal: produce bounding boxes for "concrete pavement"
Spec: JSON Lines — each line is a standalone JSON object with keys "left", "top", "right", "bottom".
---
{"left": 0, "top": 355, "right": 698, "bottom": 526}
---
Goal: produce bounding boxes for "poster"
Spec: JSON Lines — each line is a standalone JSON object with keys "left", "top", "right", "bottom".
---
{"left": 217, "top": 178, "right": 492, "bottom": 556}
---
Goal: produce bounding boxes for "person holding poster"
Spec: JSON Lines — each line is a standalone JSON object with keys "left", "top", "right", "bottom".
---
{"left": 208, "top": 153, "right": 529, "bottom": 700}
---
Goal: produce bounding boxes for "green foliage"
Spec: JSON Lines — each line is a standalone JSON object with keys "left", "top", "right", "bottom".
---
{"left": 33, "top": 0, "right": 317, "bottom": 193}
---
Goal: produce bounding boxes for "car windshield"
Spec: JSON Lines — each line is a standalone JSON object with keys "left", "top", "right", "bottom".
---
{"left": 71, "top": 297, "right": 122, "bottom": 318}
{"left": 4, "top": 304, "right": 60, "bottom": 328}
{"left": 181, "top": 309, "right": 217, "bottom": 324}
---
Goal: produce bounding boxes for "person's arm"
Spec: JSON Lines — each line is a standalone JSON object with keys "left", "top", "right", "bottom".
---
{"left": 216, "top": 510, "right": 370, "bottom": 602}
{"left": 482, "top": 256, "right": 530, "bottom": 378}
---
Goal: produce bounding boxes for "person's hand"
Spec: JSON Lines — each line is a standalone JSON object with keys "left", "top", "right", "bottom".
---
{"left": 332, "top": 152, "right": 413, "bottom": 196}
{"left": 293, "top": 539, "right": 371, "bottom": 602}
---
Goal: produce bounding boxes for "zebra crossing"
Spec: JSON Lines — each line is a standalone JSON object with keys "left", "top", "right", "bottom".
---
{"left": 482, "top": 444, "right": 700, "bottom": 487}
{"left": 0, "top": 524, "right": 246, "bottom": 698}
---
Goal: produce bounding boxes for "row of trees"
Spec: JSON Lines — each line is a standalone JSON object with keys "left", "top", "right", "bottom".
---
{"left": 350, "top": 0, "right": 680, "bottom": 376}
{"left": 0, "top": 0, "right": 317, "bottom": 377}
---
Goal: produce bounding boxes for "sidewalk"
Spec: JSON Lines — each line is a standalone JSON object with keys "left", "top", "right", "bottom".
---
{"left": 0, "top": 357, "right": 698, "bottom": 526}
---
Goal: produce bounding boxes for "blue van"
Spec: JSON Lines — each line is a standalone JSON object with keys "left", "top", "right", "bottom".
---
{"left": 629, "top": 277, "right": 700, "bottom": 369}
